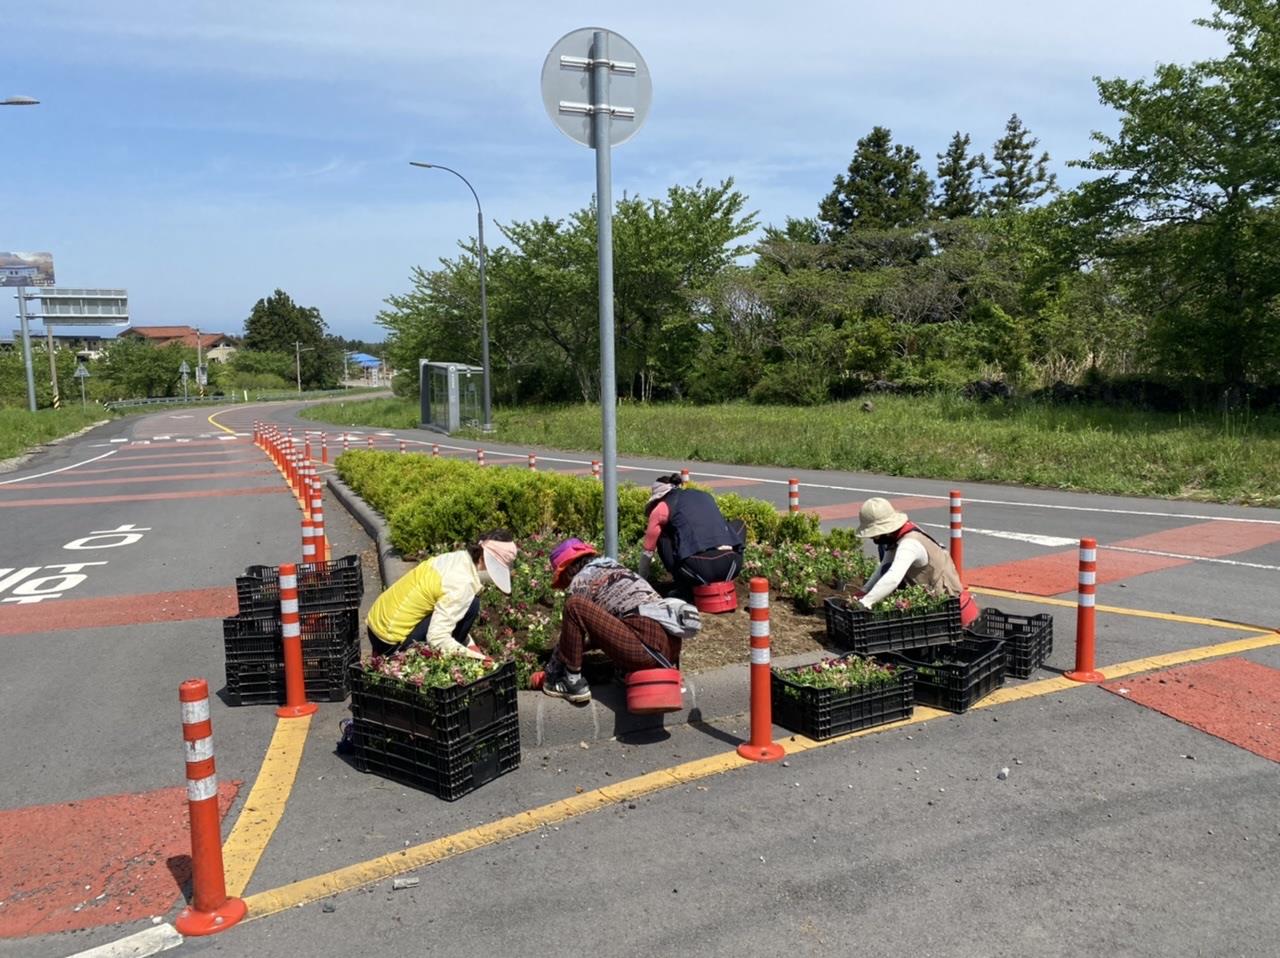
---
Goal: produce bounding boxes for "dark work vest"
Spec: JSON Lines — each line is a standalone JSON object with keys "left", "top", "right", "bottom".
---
{"left": 663, "top": 488, "right": 733, "bottom": 562}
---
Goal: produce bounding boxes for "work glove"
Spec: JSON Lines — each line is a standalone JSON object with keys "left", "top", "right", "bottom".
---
{"left": 638, "top": 550, "right": 653, "bottom": 580}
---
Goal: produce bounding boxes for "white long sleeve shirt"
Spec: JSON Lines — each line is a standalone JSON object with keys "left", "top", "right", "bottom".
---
{"left": 858, "top": 537, "right": 929, "bottom": 609}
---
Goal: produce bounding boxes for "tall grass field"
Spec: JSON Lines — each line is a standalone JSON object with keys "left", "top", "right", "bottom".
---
{"left": 0, "top": 406, "right": 112, "bottom": 462}
{"left": 301, "top": 395, "right": 1280, "bottom": 506}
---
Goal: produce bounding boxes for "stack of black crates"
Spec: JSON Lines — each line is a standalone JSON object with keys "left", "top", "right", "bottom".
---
{"left": 223, "top": 555, "right": 363, "bottom": 706}
{"left": 347, "top": 660, "right": 520, "bottom": 801}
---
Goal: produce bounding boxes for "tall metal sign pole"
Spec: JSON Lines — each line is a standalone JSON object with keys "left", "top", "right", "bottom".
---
{"left": 16, "top": 287, "right": 37, "bottom": 411}
{"left": 542, "top": 27, "right": 651, "bottom": 558}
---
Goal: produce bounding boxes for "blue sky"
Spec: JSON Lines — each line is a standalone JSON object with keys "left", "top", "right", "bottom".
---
{"left": 2, "top": 1, "right": 1224, "bottom": 342}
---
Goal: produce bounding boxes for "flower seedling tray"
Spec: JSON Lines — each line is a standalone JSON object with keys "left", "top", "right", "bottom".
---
{"left": 880, "top": 637, "right": 1006, "bottom": 713}
{"left": 965, "top": 608, "right": 1053, "bottom": 679}
{"left": 824, "top": 596, "right": 962, "bottom": 655}
{"left": 351, "top": 711, "right": 521, "bottom": 801}
{"left": 770, "top": 656, "right": 915, "bottom": 740}
{"left": 236, "top": 554, "right": 363, "bottom": 616}
{"left": 349, "top": 659, "right": 518, "bottom": 744}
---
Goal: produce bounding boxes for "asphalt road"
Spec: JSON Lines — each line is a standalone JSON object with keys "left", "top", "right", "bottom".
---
{"left": 2, "top": 401, "right": 1277, "bottom": 958}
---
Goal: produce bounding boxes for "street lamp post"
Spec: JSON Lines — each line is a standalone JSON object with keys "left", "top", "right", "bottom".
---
{"left": 294, "top": 341, "right": 315, "bottom": 393}
{"left": 4, "top": 96, "right": 40, "bottom": 411}
{"left": 409, "top": 161, "right": 493, "bottom": 432}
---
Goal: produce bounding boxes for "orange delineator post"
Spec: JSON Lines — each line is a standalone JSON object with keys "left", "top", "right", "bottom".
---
{"left": 528, "top": 452, "right": 537, "bottom": 470}
{"left": 310, "top": 475, "right": 327, "bottom": 563}
{"left": 787, "top": 478, "right": 800, "bottom": 513}
{"left": 591, "top": 460, "right": 600, "bottom": 479}
{"left": 301, "top": 516, "right": 317, "bottom": 563}
{"left": 949, "top": 490, "right": 964, "bottom": 580}
{"left": 367, "top": 435, "right": 374, "bottom": 450}
{"left": 343, "top": 432, "right": 350, "bottom": 454}
{"left": 276, "top": 563, "right": 318, "bottom": 719}
{"left": 680, "top": 467, "right": 690, "bottom": 484}
{"left": 174, "top": 678, "right": 246, "bottom": 936}
{"left": 1066, "top": 537, "right": 1104, "bottom": 683}
{"left": 304, "top": 438, "right": 312, "bottom": 462}
{"left": 321, "top": 432, "right": 328, "bottom": 464}
{"left": 737, "top": 577, "right": 785, "bottom": 763}
{"left": 400, "top": 438, "right": 406, "bottom": 454}
{"left": 432, "top": 443, "right": 440, "bottom": 457}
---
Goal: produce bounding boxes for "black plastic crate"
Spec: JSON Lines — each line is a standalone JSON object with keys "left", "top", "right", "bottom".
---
{"left": 224, "top": 646, "right": 358, "bottom": 706}
{"left": 236, "top": 554, "right": 363, "bottom": 615}
{"left": 351, "top": 711, "right": 521, "bottom": 801}
{"left": 965, "top": 608, "right": 1053, "bottom": 679}
{"left": 824, "top": 596, "right": 962, "bottom": 655}
{"left": 771, "top": 656, "right": 915, "bottom": 740}
{"left": 222, "top": 609, "right": 359, "bottom": 664}
{"left": 349, "top": 660, "right": 518, "bottom": 743}
{"left": 881, "top": 638, "right": 1006, "bottom": 713}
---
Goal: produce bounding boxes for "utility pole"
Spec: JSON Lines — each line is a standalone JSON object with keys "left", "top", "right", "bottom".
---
{"left": 195, "top": 327, "right": 205, "bottom": 397}
{"left": 294, "top": 341, "right": 315, "bottom": 393}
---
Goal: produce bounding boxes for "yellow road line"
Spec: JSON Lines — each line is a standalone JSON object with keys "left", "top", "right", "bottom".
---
{"left": 207, "top": 409, "right": 238, "bottom": 435}
{"left": 970, "top": 586, "right": 1277, "bottom": 633}
{"left": 222, "top": 715, "right": 312, "bottom": 898}
{"left": 241, "top": 625, "right": 1280, "bottom": 920}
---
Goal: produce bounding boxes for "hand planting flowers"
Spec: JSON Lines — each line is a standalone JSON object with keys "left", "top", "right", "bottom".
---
{"left": 868, "top": 584, "right": 950, "bottom": 617}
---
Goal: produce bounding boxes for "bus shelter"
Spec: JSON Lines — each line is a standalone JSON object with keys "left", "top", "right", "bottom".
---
{"left": 419, "top": 360, "right": 483, "bottom": 434}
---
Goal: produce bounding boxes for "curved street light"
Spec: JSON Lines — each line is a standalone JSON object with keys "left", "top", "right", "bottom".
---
{"left": 409, "top": 161, "right": 493, "bottom": 432}
{"left": 1, "top": 96, "right": 40, "bottom": 106}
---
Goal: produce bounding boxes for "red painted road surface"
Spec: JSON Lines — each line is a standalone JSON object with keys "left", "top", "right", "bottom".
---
{"left": 965, "top": 520, "right": 1280, "bottom": 595}
{"left": 0, "top": 783, "right": 239, "bottom": 937}
{"left": 1103, "top": 658, "right": 1280, "bottom": 763}
{"left": 0, "top": 587, "right": 238, "bottom": 636}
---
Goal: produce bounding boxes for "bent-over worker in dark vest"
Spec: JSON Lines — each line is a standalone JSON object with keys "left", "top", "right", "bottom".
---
{"left": 855, "top": 497, "right": 980, "bottom": 627}
{"left": 639, "top": 474, "right": 745, "bottom": 593}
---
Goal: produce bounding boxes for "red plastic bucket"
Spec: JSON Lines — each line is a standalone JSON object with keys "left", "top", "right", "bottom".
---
{"left": 693, "top": 581, "right": 737, "bottom": 613}
{"left": 625, "top": 668, "right": 684, "bottom": 714}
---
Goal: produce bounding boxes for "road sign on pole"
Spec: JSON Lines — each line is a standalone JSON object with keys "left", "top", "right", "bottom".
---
{"left": 179, "top": 360, "right": 190, "bottom": 400}
{"left": 541, "top": 27, "right": 651, "bottom": 558}
{"left": 74, "top": 362, "right": 89, "bottom": 408}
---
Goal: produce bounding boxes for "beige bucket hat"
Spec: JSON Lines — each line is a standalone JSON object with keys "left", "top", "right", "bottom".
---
{"left": 856, "top": 497, "right": 908, "bottom": 538}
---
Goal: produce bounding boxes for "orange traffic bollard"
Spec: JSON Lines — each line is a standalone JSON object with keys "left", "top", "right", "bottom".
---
{"left": 737, "top": 577, "right": 785, "bottom": 763}
{"left": 431, "top": 443, "right": 440, "bottom": 457}
{"left": 321, "top": 432, "right": 328, "bottom": 464}
{"left": 276, "top": 563, "right": 318, "bottom": 719}
{"left": 310, "top": 475, "right": 327, "bottom": 563}
{"left": 301, "top": 516, "right": 317, "bottom": 563}
{"left": 949, "top": 490, "right": 964, "bottom": 580}
{"left": 787, "top": 478, "right": 800, "bottom": 513}
{"left": 367, "top": 435, "right": 374, "bottom": 450}
{"left": 343, "top": 432, "right": 349, "bottom": 454}
{"left": 528, "top": 452, "right": 537, "bottom": 470}
{"left": 400, "top": 438, "right": 406, "bottom": 454}
{"left": 1066, "top": 538, "right": 1104, "bottom": 683}
{"left": 477, "top": 448, "right": 486, "bottom": 467}
{"left": 591, "top": 460, "right": 601, "bottom": 479}
{"left": 174, "top": 678, "right": 246, "bottom": 936}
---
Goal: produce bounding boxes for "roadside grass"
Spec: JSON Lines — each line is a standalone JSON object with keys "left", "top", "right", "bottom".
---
{"left": 298, "top": 396, "right": 420, "bottom": 429}
{"left": 301, "top": 394, "right": 1280, "bottom": 506}
{"left": 0, "top": 405, "right": 113, "bottom": 461}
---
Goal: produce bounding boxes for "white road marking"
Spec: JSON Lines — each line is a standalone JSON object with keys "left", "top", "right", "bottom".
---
{"left": 0, "top": 449, "right": 118, "bottom": 485}
{"left": 152, "top": 435, "right": 171, "bottom": 440}
{"left": 66, "top": 922, "right": 182, "bottom": 957}
{"left": 1101, "top": 545, "right": 1280, "bottom": 573}
{"left": 109, "top": 437, "right": 128, "bottom": 443}
{"left": 917, "top": 522, "right": 1076, "bottom": 547}
{"left": 217, "top": 434, "right": 237, "bottom": 440}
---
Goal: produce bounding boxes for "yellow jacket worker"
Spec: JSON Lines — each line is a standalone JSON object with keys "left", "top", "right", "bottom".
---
{"left": 366, "top": 529, "right": 516, "bottom": 659}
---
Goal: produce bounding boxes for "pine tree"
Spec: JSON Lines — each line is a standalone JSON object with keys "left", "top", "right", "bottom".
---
{"left": 819, "top": 126, "right": 933, "bottom": 237}
{"left": 934, "top": 131, "right": 985, "bottom": 219}
{"left": 984, "top": 114, "right": 1057, "bottom": 210}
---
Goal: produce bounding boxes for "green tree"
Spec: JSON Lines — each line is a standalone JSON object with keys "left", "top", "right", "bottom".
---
{"left": 934, "top": 131, "right": 986, "bottom": 220}
{"left": 243, "top": 290, "right": 342, "bottom": 389}
{"left": 1072, "top": 0, "right": 1280, "bottom": 386}
{"left": 819, "top": 126, "right": 933, "bottom": 237}
{"left": 984, "top": 114, "right": 1057, "bottom": 211}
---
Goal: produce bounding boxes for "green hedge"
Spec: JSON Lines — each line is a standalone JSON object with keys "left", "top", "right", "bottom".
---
{"left": 335, "top": 451, "right": 830, "bottom": 556}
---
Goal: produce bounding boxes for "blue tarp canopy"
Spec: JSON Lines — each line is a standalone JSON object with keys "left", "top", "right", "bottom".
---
{"left": 347, "top": 352, "right": 382, "bottom": 368}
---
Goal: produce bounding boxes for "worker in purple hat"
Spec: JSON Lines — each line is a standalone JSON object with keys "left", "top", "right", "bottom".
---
{"left": 542, "top": 538, "right": 683, "bottom": 705}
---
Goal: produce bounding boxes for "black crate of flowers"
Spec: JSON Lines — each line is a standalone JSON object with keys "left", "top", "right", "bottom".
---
{"left": 236, "top": 554, "right": 363, "bottom": 616}
{"left": 771, "top": 654, "right": 915, "bottom": 740}
{"left": 221, "top": 608, "right": 359, "bottom": 706}
{"left": 965, "top": 608, "right": 1053, "bottom": 680}
{"left": 880, "top": 637, "right": 1006, "bottom": 714}
{"left": 824, "top": 586, "right": 962, "bottom": 656}
{"left": 348, "top": 649, "right": 520, "bottom": 801}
